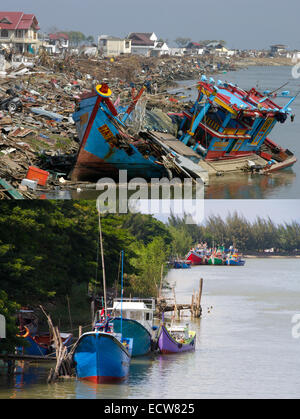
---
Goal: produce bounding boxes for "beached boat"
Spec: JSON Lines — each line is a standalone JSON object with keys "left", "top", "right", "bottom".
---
{"left": 72, "top": 329, "right": 132, "bottom": 383}
{"left": 94, "top": 298, "right": 156, "bottom": 357}
{"left": 157, "top": 324, "right": 196, "bottom": 354}
{"left": 174, "top": 77, "right": 297, "bottom": 174}
{"left": 71, "top": 84, "right": 208, "bottom": 184}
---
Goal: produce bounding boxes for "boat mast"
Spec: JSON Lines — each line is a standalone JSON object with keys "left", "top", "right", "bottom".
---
{"left": 98, "top": 210, "right": 107, "bottom": 318}
{"left": 120, "top": 250, "right": 124, "bottom": 339}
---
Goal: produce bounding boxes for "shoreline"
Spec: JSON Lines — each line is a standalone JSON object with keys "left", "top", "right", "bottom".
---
{"left": 244, "top": 254, "right": 300, "bottom": 259}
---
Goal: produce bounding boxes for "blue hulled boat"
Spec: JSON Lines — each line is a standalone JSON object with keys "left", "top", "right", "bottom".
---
{"left": 225, "top": 255, "right": 245, "bottom": 266}
{"left": 71, "top": 85, "right": 167, "bottom": 181}
{"left": 173, "top": 260, "right": 191, "bottom": 269}
{"left": 72, "top": 330, "right": 132, "bottom": 383}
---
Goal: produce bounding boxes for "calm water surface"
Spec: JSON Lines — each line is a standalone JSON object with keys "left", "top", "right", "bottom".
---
{"left": 1, "top": 258, "right": 299, "bottom": 399}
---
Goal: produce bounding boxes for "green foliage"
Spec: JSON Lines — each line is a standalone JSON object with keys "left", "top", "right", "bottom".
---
{"left": 0, "top": 291, "right": 21, "bottom": 353}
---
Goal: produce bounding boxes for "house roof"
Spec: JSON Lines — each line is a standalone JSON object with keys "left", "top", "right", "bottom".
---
{"left": 186, "top": 42, "right": 205, "bottom": 48}
{"left": 49, "top": 32, "right": 69, "bottom": 40}
{"left": 0, "top": 12, "right": 39, "bottom": 30}
{"left": 128, "top": 32, "right": 155, "bottom": 46}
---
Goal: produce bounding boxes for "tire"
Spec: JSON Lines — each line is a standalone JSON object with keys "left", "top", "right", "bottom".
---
{"left": 8, "top": 101, "right": 17, "bottom": 112}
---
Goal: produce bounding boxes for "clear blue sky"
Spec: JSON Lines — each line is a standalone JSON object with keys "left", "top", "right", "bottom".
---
{"left": 5, "top": 0, "right": 300, "bottom": 49}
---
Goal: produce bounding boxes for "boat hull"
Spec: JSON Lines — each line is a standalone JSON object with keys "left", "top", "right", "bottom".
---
{"left": 72, "top": 95, "right": 166, "bottom": 181}
{"left": 157, "top": 325, "right": 196, "bottom": 354}
{"left": 111, "top": 318, "right": 152, "bottom": 357}
{"left": 208, "top": 257, "right": 224, "bottom": 265}
{"left": 17, "top": 332, "right": 73, "bottom": 357}
{"left": 186, "top": 251, "right": 205, "bottom": 265}
{"left": 226, "top": 259, "right": 245, "bottom": 266}
{"left": 73, "top": 332, "right": 131, "bottom": 383}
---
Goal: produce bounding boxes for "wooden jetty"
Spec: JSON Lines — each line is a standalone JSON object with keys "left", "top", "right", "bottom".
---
{"left": 156, "top": 278, "right": 203, "bottom": 319}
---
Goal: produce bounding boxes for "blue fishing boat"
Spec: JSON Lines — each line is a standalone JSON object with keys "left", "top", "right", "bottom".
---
{"left": 172, "top": 260, "right": 191, "bottom": 269}
{"left": 225, "top": 254, "right": 245, "bottom": 266}
{"left": 71, "top": 84, "right": 167, "bottom": 181}
{"left": 72, "top": 329, "right": 132, "bottom": 383}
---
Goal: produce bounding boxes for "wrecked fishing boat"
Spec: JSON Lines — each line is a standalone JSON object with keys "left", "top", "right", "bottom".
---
{"left": 71, "top": 84, "right": 209, "bottom": 184}
{"left": 173, "top": 77, "right": 297, "bottom": 175}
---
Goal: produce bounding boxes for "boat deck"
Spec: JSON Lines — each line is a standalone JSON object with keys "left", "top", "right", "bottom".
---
{"left": 148, "top": 131, "right": 200, "bottom": 158}
{"left": 198, "top": 154, "right": 267, "bottom": 175}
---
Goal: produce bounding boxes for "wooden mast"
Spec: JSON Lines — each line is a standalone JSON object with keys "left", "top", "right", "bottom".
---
{"left": 98, "top": 210, "right": 107, "bottom": 317}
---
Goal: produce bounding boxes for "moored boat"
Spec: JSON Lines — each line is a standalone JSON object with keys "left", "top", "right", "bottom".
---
{"left": 16, "top": 327, "right": 73, "bottom": 357}
{"left": 225, "top": 254, "right": 245, "bottom": 266}
{"left": 172, "top": 259, "right": 191, "bottom": 269}
{"left": 72, "top": 329, "right": 132, "bottom": 383}
{"left": 157, "top": 324, "right": 196, "bottom": 354}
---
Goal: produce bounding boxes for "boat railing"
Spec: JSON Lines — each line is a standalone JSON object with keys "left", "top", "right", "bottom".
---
{"left": 113, "top": 297, "right": 155, "bottom": 311}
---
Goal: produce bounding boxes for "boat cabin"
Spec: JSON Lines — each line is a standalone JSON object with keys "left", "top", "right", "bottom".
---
{"left": 94, "top": 298, "right": 155, "bottom": 334}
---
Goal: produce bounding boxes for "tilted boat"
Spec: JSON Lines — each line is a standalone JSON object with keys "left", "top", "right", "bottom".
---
{"left": 71, "top": 84, "right": 208, "bottom": 184}
{"left": 174, "top": 77, "right": 297, "bottom": 174}
{"left": 157, "top": 323, "right": 196, "bottom": 354}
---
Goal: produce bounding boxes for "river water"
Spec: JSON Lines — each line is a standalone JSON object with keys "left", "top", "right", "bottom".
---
{"left": 1, "top": 258, "right": 299, "bottom": 399}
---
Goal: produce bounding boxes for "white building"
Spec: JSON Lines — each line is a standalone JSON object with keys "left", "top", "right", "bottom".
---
{"left": 127, "top": 32, "right": 158, "bottom": 56}
{"left": 98, "top": 35, "right": 131, "bottom": 57}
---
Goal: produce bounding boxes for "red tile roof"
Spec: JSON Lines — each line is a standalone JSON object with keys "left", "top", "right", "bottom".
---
{"left": 0, "top": 12, "right": 39, "bottom": 30}
{"left": 49, "top": 32, "right": 69, "bottom": 40}
{"left": 128, "top": 33, "right": 155, "bottom": 46}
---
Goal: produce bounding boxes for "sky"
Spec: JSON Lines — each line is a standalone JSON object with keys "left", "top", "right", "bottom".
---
{"left": 152, "top": 199, "right": 300, "bottom": 225}
{"left": 4, "top": 0, "right": 300, "bottom": 50}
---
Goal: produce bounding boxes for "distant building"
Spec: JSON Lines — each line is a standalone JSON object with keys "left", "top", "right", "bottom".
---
{"left": 98, "top": 35, "right": 131, "bottom": 57}
{"left": 169, "top": 47, "right": 186, "bottom": 56}
{"left": 151, "top": 41, "right": 170, "bottom": 56}
{"left": 270, "top": 44, "right": 287, "bottom": 56}
{"left": 46, "top": 32, "right": 69, "bottom": 54}
{"left": 127, "top": 32, "right": 158, "bottom": 56}
{"left": 0, "top": 11, "right": 40, "bottom": 53}
{"left": 185, "top": 42, "right": 205, "bottom": 55}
